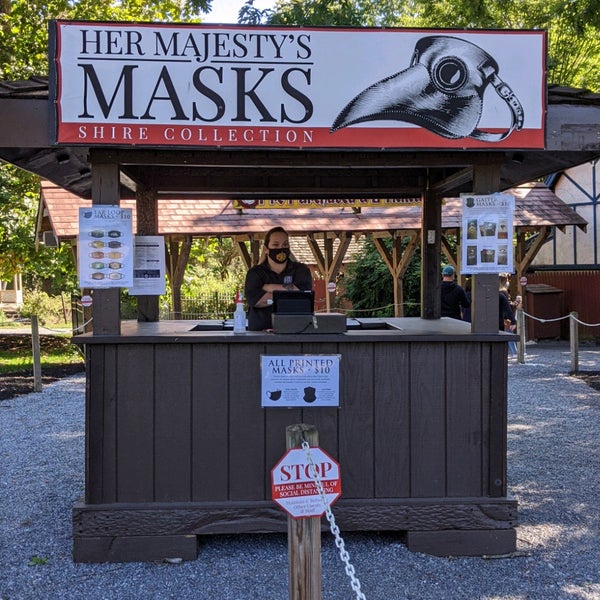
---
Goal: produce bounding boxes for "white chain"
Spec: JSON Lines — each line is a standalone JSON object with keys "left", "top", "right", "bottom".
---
{"left": 301, "top": 440, "right": 366, "bottom": 600}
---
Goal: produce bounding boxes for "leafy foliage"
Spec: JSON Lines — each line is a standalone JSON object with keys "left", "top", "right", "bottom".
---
{"left": 19, "top": 289, "right": 70, "bottom": 324}
{"left": 265, "top": 0, "right": 600, "bottom": 90}
{"left": 344, "top": 237, "right": 394, "bottom": 317}
{"left": 0, "top": 0, "right": 212, "bottom": 79}
{"left": 343, "top": 235, "right": 422, "bottom": 317}
{"left": 182, "top": 238, "right": 246, "bottom": 297}
{"left": 0, "top": 164, "right": 39, "bottom": 281}
{"left": 0, "top": 0, "right": 213, "bottom": 291}
{"left": 266, "top": 0, "right": 364, "bottom": 26}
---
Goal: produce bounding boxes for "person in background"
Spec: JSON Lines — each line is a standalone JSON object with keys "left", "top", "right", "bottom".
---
{"left": 499, "top": 273, "right": 518, "bottom": 355}
{"left": 244, "top": 227, "right": 313, "bottom": 331}
{"left": 440, "top": 265, "right": 469, "bottom": 320}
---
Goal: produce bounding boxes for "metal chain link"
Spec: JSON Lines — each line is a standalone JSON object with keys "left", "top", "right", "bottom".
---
{"left": 301, "top": 439, "right": 366, "bottom": 600}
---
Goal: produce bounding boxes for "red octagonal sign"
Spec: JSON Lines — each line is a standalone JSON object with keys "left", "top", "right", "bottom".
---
{"left": 271, "top": 447, "right": 341, "bottom": 519}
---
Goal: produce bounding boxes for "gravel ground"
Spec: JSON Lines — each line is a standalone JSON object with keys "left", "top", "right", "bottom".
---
{"left": 1, "top": 342, "right": 599, "bottom": 600}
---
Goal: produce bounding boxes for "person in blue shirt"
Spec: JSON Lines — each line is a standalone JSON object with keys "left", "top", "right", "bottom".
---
{"left": 244, "top": 227, "right": 313, "bottom": 331}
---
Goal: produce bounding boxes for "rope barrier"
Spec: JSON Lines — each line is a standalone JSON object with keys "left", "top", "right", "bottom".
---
{"left": 521, "top": 310, "right": 600, "bottom": 328}
{"left": 19, "top": 317, "right": 95, "bottom": 335}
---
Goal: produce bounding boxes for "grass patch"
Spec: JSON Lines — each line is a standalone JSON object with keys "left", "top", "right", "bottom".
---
{"left": 0, "top": 334, "right": 83, "bottom": 375}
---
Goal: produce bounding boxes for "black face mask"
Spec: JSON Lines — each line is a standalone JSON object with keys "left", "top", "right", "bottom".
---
{"left": 268, "top": 247, "right": 290, "bottom": 264}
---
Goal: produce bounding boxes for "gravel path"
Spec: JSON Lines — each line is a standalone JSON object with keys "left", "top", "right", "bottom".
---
{"left": 1, "top": 342, "right": 598, "bottom": 600}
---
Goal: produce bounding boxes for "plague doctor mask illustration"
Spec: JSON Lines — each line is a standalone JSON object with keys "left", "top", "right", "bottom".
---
{"left": 331, "top": 36, "right": 524, "bottom": 142}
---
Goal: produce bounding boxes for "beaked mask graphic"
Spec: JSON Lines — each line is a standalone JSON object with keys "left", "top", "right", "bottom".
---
{"left": 331, "top": 36, "right": 524, "bottom": 142}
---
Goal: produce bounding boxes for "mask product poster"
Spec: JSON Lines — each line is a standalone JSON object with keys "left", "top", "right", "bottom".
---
{"left": 129, "top": 236, "right": 166, "bottom": 296}
{"left": 461, "top": 193, "right": 515, "bottom": 274}
{"left": 78, "top": 206, "right": 134, "bottom": 288}
{"left": 261, "top": 354, "right": 341, "bottom": 408}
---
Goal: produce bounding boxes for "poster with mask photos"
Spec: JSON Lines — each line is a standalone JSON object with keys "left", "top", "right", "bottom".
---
{"left": 78, "top": 206, "right": 133, "bottom": 288}
{"left": 460, "top": 193, "right": 514, "bottom": 274}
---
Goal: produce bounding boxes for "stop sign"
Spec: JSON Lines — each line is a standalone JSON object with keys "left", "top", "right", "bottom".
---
{"left": 271, "top": 447, "right": 341, "bottom": 518}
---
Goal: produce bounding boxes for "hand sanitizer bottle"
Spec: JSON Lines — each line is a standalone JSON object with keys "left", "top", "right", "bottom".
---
{"left": 233, "top": 291, "right": 246, "bottom": 334}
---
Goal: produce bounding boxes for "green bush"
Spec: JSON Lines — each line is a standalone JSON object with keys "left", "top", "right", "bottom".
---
{"left": 20, "top": 290, "right": 67, "bottom": 325}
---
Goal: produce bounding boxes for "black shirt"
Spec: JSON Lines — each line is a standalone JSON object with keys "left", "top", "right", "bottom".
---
{"left": 441, "top": 280, "right": 469, "bottom": 320}
{"left": 244, "top": 260, "right": 313, "bottom": 331}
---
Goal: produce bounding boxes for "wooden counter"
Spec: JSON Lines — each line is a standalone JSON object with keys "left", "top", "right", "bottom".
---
{"left": 72, "top": 318, "right": 517, "bottom": 562}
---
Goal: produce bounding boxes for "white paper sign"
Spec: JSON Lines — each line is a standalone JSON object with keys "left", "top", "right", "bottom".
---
{"left": 261, "top": 354, "right": 340, "bottom": 408}
{"left": 129, "top": 236, "right": 166, "bottom": 296}
{"left": 78, "top": 206, "right": 133, "bottom": 288}
{"left": 460, "top": 193, "right": 515, "bottom": 274}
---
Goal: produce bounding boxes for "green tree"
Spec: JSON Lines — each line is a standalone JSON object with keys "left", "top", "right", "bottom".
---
{"left": 0, "top": 0, "right": 212, "bottom": 79}
{"left": 0, "top": 0, "right": 213, "bottom": 293}
{"left": 0, "top": 164, "right": 38, "bottom": 282}
{"left": 263, "top": 0, "right": 599, "bottom": 90}
{"left": 343, "top": 236, "right": 422, "bottom": 317}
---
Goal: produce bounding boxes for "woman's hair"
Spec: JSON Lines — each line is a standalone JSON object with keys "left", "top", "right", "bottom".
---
{"left": 259, "top": 227, "right": 289, "bottom": 263}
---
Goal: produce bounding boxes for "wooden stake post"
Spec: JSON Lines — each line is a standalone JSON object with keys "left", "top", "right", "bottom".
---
{"left": 31, "top": 315, "right": 42, "bottom": 392}
{"left": 286, "top": 424, "right": 322, "bottom": 600}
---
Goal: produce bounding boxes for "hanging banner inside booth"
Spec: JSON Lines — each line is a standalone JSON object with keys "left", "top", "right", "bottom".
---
{"left": 460, "top": 193, "right": 515, "bottom": 274}
{"left": 77, "top": 206, "right": 134, "bottom": 288}
{"left": 232, "top": 197, "right": 421, "bottom": 209}
{"left": 261, "top": 354, "right": 340, "bottom": 408}
{"left": 49, "top": 21, "right": 546, "bottom": 149}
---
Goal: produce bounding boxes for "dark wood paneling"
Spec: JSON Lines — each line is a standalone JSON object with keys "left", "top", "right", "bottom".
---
{"left": 405, "top": 529, "right": 516, "bottom": 557}
{"left": 116, "top": 344, "right": 155, "bottom": 502}
{"left": 228, "top": 343, "right": 266, "bottom": 500}
{"left": 446, "top": 343, "right": 483, "bottom": 497}
{"left": 154, "top": 344, "right": 192, "bottom": 501}
{"left": 87, "top": 346, "right": 106, "bottom": 503}
{"left": 191, "top": 344, "right": 229, "bottom": 501}
{"left": 101, "top": 345, "right": 118, "bottom": 503}
{"left": 410, "top": 343, "right": 446, "bottom": 497}
{"left": 299, "top": 341, "right": 340, "bottom": 462}
{"left": 263, "top": 342, "right": 303, "bottom": 499}
{"left": 338, "top": 343, "right": 374, "bottom": 498}
{"left": 374, "top": 342, "right": 410, "bottom": 497}
{"left": 78, "top": 333, "right": 515, "bottom": 560}
{"left": 73, "top": 497, "right": 517, "bottom": 537}
{"left": 480, "top": 343, "right": 491, "bottom": 495}
{"left": 488, "top": 343, "right": 508, "bottom": 497}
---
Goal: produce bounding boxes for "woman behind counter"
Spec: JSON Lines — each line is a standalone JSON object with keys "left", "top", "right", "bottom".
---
{"left": 244, "top": 227, "right": 313, "bottom": 331}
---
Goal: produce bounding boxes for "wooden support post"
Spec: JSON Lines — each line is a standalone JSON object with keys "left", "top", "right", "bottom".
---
{"left": 136, "top": 185, "right": 160, "bottom": 322}
{"left": 31, "top": 315, "right": 42, "bottom": 392}
{"left": 471, "top": 163, "right": 502, "bottom": 333}
{"left": 570, "top": 311, "right": 579, "bottom": 373}
{"left": 421, "top": 188, "right": 441, "bottom": 319}
{"left": 90, "top": 156, "right": 121, "bottom": 335}
{"left": 286, "top": 424, "right": 322, "bottom": 600}
{"left": 517, "top": 308, "right": 526, "bottom": 364}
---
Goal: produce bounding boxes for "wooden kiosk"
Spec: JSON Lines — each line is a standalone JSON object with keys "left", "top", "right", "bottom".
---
{"left": 1, "top": 22, "right": 599, "bottom": 562}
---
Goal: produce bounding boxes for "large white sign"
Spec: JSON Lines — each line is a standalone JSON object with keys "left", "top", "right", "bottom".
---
{"left": 78, "top": 206, "right": 133, "bottom": 288}
{"left": 261, "top": 354, "right": 340, "bottom": 408}
{"left": 50, "top": 22, "right": 546, "bottom": 149}
{"left": 460, "top": 193, "right": 515, "bottom": 274}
